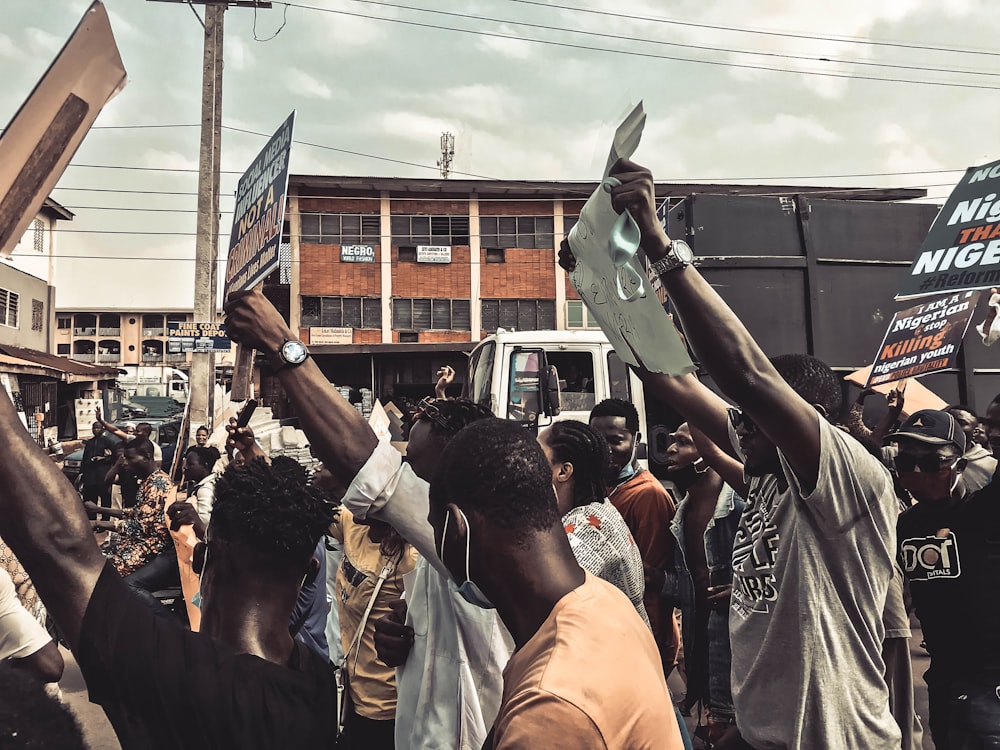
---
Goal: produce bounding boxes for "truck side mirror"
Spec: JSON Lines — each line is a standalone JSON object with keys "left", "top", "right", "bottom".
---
{"left": 542, "top": 364, "right": 561, "bottom": 417}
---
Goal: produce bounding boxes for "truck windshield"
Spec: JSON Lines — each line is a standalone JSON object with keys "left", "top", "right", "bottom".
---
{"left": 467, "top": 341, "right": 495, "bottom": 406}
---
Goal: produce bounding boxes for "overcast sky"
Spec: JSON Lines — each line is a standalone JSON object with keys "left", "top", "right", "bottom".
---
{"left": 3, "top": 0, "right": 1000, "bottom": 309}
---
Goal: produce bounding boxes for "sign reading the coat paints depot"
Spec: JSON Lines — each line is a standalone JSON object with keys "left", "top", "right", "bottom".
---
{"left": 167, "top": 322, "right": 232, "bottom": 354}
{"left": 341, "top": 245, "right": 375, "bottom": 263}
{"left": 310, "top": 327, "right": 353, "bottom": 345}
{"left": 417, "top": 245, "right": 451, "bottom": 263}
{"left": 897, "top": 158, "right": 1000, "bottom": 300}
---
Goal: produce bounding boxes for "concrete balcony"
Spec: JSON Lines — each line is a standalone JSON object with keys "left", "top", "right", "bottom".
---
{"left": 73, "top": 328, "right": 96, "bottom": 336}
{"left": 98, "top": 353, "right": 121, "bottom": 363}
{"left": 141, "top": 329, "right": 164, "bottom": 337}
{"left": 74, "top": 353, "right": 96, "bottom": 362}
{"left": 165, "top": 353, "right": 188, "bottom": 364}
{"left": 142, "top": 354, "right": 164, "bottom": 363}
{"left": 98, "top": 328, "right": 121, "bottom": 336}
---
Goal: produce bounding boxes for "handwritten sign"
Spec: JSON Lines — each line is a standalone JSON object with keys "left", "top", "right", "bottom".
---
{"left": 566, "top": 102, "right": 693, "bottom": 376}
{"left": 897, "top": 158, "right": 1000, "bottom": 300}
{"left": 224, "top": 112, "right": 295, "bottom": 299}
{"left": 866, "top": 291, "right": 980, "bottom": 387}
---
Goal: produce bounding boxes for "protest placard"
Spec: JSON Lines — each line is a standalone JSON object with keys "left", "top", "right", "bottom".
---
{"left": 865, "top": 291, "right": 980, "bottom": 388}
{"left": 224, "top": 111, "right": 295, "bottom": 300}
{"left": 0, "top": 1, "right": 126, "bottom": 258}
{"left": 897, "top": 158, "right": 1000, "bottom": 300}
{"left": 565, "top": 102, "right": 693, "bottom": 376}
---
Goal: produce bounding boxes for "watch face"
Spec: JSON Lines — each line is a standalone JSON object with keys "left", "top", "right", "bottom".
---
{"left": 672, "top": 239, "right": 694, "bottom": 263}
{"left": 281, "top": 340, "right": 308, "bottom": 365}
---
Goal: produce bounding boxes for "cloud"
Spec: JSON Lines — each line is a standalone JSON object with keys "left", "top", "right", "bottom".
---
{"left": 140, "top": 149, "right": 199, "bottom": 172}
{"left": 286, "top": 68, "right": 334, "bottom": 100}
{"left": 0, "top": 33, "right": 19, "bottom": 58}
{"left": 476, "top": 28, "right": 536, "bottom": 61}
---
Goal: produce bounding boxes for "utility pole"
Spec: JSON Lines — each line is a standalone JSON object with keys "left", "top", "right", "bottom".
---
{"left": 189, "top": 3, "right": 225, "bottom": 433}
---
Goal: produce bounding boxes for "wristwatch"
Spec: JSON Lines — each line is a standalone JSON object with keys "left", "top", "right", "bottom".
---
{"left": 272, "top": 339, "right": 309, "bottom": 371}
{"left": 648, "top": 238, "right": 694, "bottom": 276}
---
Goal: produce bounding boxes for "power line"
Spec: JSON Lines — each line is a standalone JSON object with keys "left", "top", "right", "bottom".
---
{"left": 501, "top": 0, "right": 1000, "bottom": 58}
{"left": 318, "top": 0, "right": 1000, "bottom": 79}
{"left": 280, "top": 1, "right": 1000, "bottom": 91}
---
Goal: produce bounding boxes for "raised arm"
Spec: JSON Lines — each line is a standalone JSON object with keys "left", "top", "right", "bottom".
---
{"left": 608, "top": 159, "right": 822, "bottom": 490}
{"left": 688, "top": 424, "right": 750, "bottom": 499}
{"left": 223, "top": 289, "right": 378, "bottom": 483}
{"left": 0, "top": 389, "right": 106, "bottom": 650}
{"left": 95, "top": 406, "right": 129, "bottom": 441}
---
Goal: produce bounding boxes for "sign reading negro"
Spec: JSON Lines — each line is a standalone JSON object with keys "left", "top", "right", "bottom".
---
{"left": 866, "top": 291, "right": 980, "bottom": 388}
{"left": 341, "top": 245, "right": 375, "bottom": 263}
{"left": 224, "top": 111, "right": 294, "bottom": 299}
{"left": 897, "top": 158, "right": 1000, "bottom": 300}
{"left": 167, "top": 321, "right": 231, "bottom": 354}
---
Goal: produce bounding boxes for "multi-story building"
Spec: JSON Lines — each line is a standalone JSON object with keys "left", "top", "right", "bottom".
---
{"left": 259, "top": 174, "right": 937, "bottom": 412}
{"left": 53, "top": 309, "right": 235, "bottom": 383}
{"left": 0, "top": 197, "right": 73, "bottom": 352}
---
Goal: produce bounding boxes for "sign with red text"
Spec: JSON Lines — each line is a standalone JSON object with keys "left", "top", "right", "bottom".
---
{"left": 866, "top": 291, "right": 980, "bottom": 387}
{"left": 224, "top": 111, "right": 294, "bottom": 299}
{"left": 897, "top": 158, "right": 1000, "bottom": 300}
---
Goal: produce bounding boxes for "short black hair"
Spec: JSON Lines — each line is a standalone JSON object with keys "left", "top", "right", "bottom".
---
{"left": 211, "top": 457, "right": 333, "bottom": 568}
{"left": 185, "top": 446, "right": 218, "bottom": 469}
{"left": 431, "top": 418, "right": 559, "bottom": 539}
{"left": 419, "top": 398, "right": 494, "bottom": 440}
{"left": 0, "top": 665, "right": 86, "bottom": 749}
{"left": 543, "top": 421, "right": 609, "bottom": 508}
{"left": 125, "top": 438, "right": 155, "bottom": 460}
{"left": 590, "top": 398, "right": 640, "bottom": 434}
{"left": 196, "top": 424, "right": 210, "bottom": 433}
{"left": 770, "top": 354, "right": 844, "bottom": 422}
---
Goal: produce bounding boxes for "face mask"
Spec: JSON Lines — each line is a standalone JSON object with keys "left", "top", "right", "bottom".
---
{"left": 439, "top": 508, "right": 494, "bottom": 609}
{"left": 616, "top": 439, "right": 639, "bottom": 483}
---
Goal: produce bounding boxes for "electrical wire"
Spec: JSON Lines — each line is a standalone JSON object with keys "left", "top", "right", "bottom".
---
{"left": 279, "top": 1, "right": 1000, "bottom": 91}
{"left": 500, "top": 0, "right": 1000, "bottom": 58}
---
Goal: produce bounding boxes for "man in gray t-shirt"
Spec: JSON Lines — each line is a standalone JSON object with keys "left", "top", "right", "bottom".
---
{"left": 559, "top": 158, "right": 902, "bottom": 749}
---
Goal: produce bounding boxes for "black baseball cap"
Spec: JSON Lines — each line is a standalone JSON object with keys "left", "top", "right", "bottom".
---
{"left": 888, "top": 409, "right": 966, "bottom": 453}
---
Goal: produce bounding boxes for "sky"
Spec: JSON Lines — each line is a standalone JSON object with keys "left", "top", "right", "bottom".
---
{"left": 3, "top": 0, "right": 1000, "bottom": 309}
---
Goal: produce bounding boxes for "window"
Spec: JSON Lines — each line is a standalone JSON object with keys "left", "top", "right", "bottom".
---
{"left": 300, "top": 296, "right": 381, "bottom": 329}
{"left": 608, "top": 352, "right": 631, "bottom": 401}
{"left": 485, "top": 248, "right": 506, "bottom": 263}
{"left": 300, "top": 213, "right": 380, "bottom": 245}
{"left": 57, "top": 315, "right": 71, "bottom": 329}
{"left": 566, "top": 300, "right": 599, "bottom": 329}
{"left": 391, "top": 215, "right": 470, "bottom": 245}
{"left": 547, "top": 351, "right": 596, "bottom": 412}
{"left": 481, "top": 299, "right": 555, "bottom": 332}
{"left": 479, "top": 216, "right": 555, "bottom": 249}
{"left": 398, "top": 247, "right": 417, "bottom": 262}
{"left": 392, "top": 298, "right": 471, "bottom": 330}
{"left": 57, "top": 344, "right": 70, "bottom": 355}
{"left": 0, "top": 288, "right": 19, "bottom": 328}
{"left": 32, "top": 219, "right": 44, "bottom": 254}
{"left": 31, "top": 300, "right": 43, "bottom": 332}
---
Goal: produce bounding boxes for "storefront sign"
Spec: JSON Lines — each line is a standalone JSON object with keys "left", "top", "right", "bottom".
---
{"left": 310, "top": 327, "right": 353, "bottom": 345}
{"left": 167, "top": 321, "right": 232, "bottom": 353}
{"left": 417, "top": 245, "right": 451, "bottom": 263}
{"left": 341, "top": 245, "right": 375, "bottom": 263}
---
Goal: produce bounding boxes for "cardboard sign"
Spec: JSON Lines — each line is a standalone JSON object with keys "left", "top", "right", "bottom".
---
{"left": 566, "top": 102, "right": 694, "bottom": 376}
{"left": 0, "top": 1, "right": 127, "bottom": 258}
{"left": 224, "top": 111, "right": 295, "bottom": 299}
{"left": 865, "top": 291, "right": 980, "bottom": 387}
{"left": 897, "top": 158, "right": 1000, "bottom": 300}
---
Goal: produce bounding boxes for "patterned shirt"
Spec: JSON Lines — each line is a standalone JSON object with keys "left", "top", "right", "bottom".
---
{"left": 563, "top": 500, "right": 650, "bottom": 627}
{"left": 105, "top": 470, "right": 173, "bottom": 578}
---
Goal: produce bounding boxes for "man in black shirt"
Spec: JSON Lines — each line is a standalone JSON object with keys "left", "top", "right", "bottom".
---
{"left": 80, "top": 420, "right": 118, "bottom": 514}
{"left": 0, "top": 387, "right": 338, "bottom": 749}
{"left": 886, "top": 409, "right": 1000, "bottom": 749}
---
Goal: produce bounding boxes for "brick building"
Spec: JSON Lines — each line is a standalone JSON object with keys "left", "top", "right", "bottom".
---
{"left": 264, "top": 175, "right": 926, "bottom": 410}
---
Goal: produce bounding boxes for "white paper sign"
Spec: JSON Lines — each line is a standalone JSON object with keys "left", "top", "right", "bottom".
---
{"left": 566, "top": 102, "right": 694, "bottom": 376}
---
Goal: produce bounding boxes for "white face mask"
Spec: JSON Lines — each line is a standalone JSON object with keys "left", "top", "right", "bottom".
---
{"left": 438, "top": 508, "right": 494, "bottom": 609}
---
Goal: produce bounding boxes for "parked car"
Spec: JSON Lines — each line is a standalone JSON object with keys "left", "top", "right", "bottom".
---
{"left": 61, "top": 417, "right": 183, "bottom": 486}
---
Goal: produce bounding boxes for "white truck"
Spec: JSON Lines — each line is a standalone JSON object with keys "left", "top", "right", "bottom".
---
{"left": 463, "top": 329, "right": 679, "bottom": 470}
{"left": 117, "top": 366, "right": 190, "bottom": 403}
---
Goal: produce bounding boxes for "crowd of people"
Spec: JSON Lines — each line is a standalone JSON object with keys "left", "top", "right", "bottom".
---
{"left": 0, "top": 158, "right": 997, "bottom": 750}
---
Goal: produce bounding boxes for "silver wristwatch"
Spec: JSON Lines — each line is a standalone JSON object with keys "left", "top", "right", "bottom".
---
{"left": 648, "top": 239, "right": 694, "bottom": 276}
{"left": 272, "top": 339, "right": 309, "bottom": 370}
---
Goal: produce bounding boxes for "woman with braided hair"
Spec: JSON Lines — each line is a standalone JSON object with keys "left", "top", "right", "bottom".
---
{"left": 537, "top": 420, "right": 649, "bottom": 626}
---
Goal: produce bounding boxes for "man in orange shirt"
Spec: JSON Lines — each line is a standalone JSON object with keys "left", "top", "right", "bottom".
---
{"left": 590, "top": 398, "right": 679, "bottom": 676}
{"left": 429, "top": 418, "right": 681, "bottom": 749}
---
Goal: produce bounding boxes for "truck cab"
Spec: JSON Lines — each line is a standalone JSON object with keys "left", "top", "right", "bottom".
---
{"left": 464, "top": 329, "right": 660, "bottom": 459}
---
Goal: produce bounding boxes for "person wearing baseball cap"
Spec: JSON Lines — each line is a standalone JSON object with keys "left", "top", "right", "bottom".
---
{"left": 888, "top": 410, "right": 1000, "bottom": 748}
